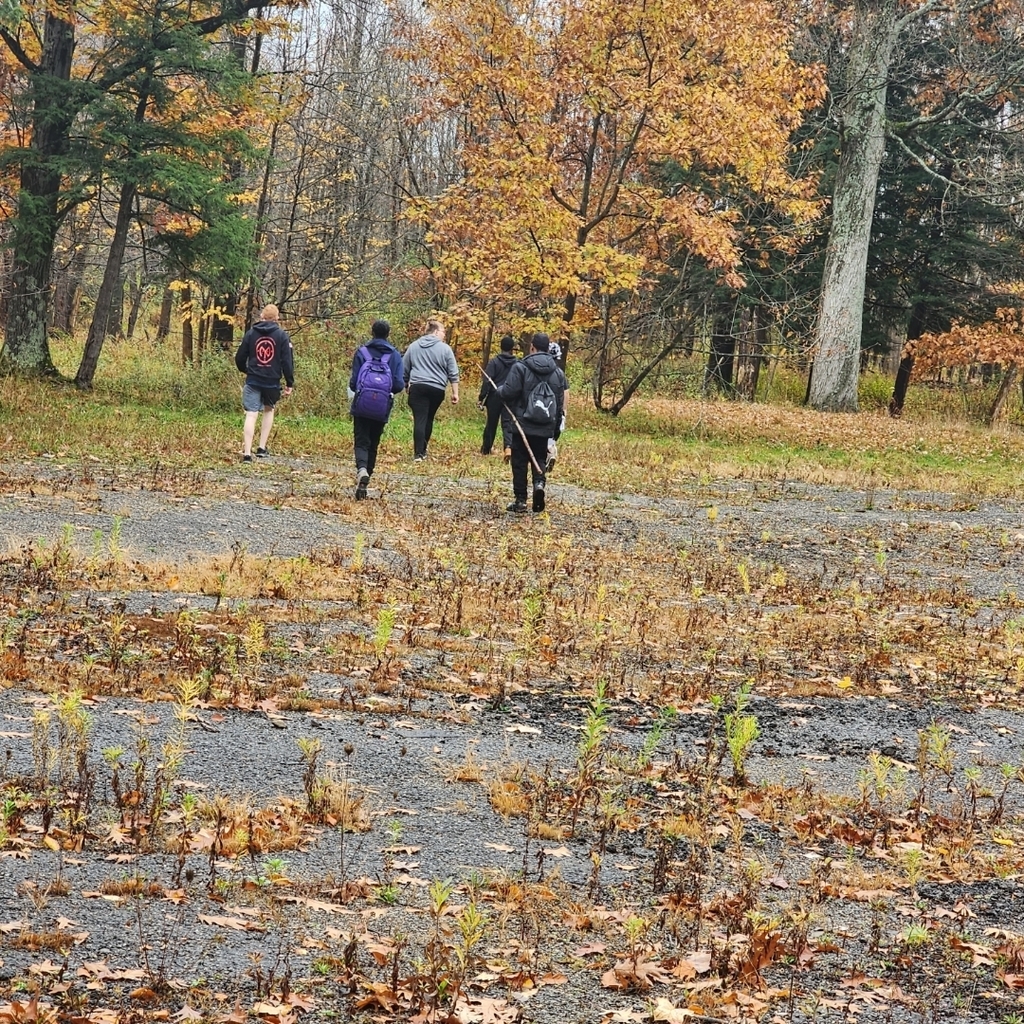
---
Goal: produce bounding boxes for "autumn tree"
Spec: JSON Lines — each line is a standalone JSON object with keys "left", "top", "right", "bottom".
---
{"left": 396, "top": 0, "right": 822, "bottom": 393}
{"left": 807, "top": 0, "right": 1024, "bottom": 412}
{"left": 238, "top": 1, "right": 452, "bottom": 326}
{"left": 0, "top": 0, "right": 301, "bottom": 377}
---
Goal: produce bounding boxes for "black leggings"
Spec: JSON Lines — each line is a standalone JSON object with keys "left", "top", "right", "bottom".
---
{"left": 407, "top": 383, "right": 446, "bottom": 458}
{"left": 353, "top": 415, "right": 387, "bottom": 476}
{"left": 510, "top": 432, "right": 549, "bottom": 501}
{"left": 481, "top": 397, "right": 512, "bottom": 454}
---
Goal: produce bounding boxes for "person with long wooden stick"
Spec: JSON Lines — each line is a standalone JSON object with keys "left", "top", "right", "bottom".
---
{"left": 494, "top": 332, "right": 568, "bottom": 514}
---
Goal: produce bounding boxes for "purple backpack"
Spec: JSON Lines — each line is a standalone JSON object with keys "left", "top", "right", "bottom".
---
{"left": 351, "top": 346, "right": 394, "bottom": 422}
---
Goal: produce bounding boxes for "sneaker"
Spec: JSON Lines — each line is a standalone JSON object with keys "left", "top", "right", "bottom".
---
{"left": 532, "top": 476, "right": 546, "bottom": 513}
{"left": 545, "top": 439, "right": 557, "bottom": 472}
{"left": 414, "top": 454, "right": 425, "bottom": 462}
{"left": 355, "top": 468, "right": 369, "bottom": 501}
{"left": 506, "top": 500, "right": 528, "bottom": 514}
{"left": 241, "top": 454, "right": 253, "bottom": 463}
{"left": 255, "top": 447, "right": 270, "bottom": 458}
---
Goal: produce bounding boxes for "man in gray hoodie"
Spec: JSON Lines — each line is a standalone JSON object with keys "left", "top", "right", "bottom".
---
{"left": 402, "top": 319, "right": 460, "bottom": 460}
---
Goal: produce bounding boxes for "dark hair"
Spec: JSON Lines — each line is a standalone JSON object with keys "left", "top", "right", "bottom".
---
{"left": 371, "top": 319, "right": 391, "bottom": 339}
{"left": 499, "top": 334, "right": 515, "bottom": 352}
{"left": 531, "top": 332, "right": 550, "bottom": 353}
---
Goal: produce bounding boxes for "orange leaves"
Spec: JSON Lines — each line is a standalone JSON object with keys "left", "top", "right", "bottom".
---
{"left": 909, "top": 307, "right": 1024, "bottom": 372}
{"left": 396, "top": 0, "right": 821, "bottom": 338}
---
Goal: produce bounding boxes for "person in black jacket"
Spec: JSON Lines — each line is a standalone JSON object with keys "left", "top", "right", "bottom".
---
{"left": 234, "top": 304, "right": 294, "bottom": 462}
{"left": 348, "top": 319, "right": 406, "bottom": 500}
{"left": 478, "top": 334, "right": 518, "bottom": 456}
{"left": 497, "top": 332, "right": 568, "bottom": 514}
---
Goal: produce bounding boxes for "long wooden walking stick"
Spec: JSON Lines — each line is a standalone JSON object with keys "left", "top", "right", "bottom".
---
{"left": 481, "top": 368, "right": 546, "bottom": 476}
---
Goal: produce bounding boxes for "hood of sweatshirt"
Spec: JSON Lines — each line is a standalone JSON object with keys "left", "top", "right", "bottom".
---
{"left": 523, "top": 352, "right": 558, "bottom": 375}
{"left": 414, "top": 333, "right": 441, "bottom": 349}
{"left": 252, "top": 320, "right": 279, "bottom": 333}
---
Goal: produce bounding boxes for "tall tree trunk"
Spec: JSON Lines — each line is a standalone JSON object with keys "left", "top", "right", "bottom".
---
{"left": 125, "top": 276, "right": 145, "bottom": 340}
{"left": 1, "top": 12, "right": 76, "bottom": 376}
{"left": 704, "top": 299, "right": 736, "bottom": 395}
{"left": 76, "top": 82, "right": 151, "bottom": 386}
{"left": 746, "top": 306, "right": 769, "bottom": 401}
{"left": 809, "top": 0, "right": 902, "bottom": 413}
{"left": 989, "top": 366, "right": 1019, "bottom": 425}
{"left": 157, "top": 285, "right": 173, "bottom": 340}
{"left": 181, "top": 284, "right": 194, "bottom": 363}
{"left": 76, "top": 181, "right": 137, "bottom": 387}
{"left": 107, "top": 278, "right": 125, "bottom": 338}
{"left": 51, "top": 207, "right": 95, "bottom": 334}
{"left": 888, "top": 301, "right": 926, "bottom": 417}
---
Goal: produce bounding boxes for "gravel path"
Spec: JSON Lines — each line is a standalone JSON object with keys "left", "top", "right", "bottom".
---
{"left": 1, "top": 455, "right": 1024, "bottom": 1023}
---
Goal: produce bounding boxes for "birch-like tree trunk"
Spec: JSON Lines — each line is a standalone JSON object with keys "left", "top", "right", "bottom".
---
{"left": 809, "top": 0, "right": 902, "bottom": 412}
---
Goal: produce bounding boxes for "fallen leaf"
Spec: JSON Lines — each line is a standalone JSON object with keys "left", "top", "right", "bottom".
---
{"left": 651, "top": 997, "right": 693, "bottom": 1022}
{"left": 197, "top": 914, "right": 265, "bottom": 932}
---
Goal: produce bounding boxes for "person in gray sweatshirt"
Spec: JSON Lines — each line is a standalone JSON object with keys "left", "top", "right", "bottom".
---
{"left": 402, "top": 319, "right": 460, "bottom": 460}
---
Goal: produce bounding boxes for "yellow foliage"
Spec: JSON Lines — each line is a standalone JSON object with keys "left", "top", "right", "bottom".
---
{"left": 395, "top": 0, "right": 823, "bottom": 340}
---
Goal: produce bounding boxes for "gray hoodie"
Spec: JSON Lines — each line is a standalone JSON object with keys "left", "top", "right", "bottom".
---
{"left": 403, "top": 333, "right": 460, "bottom": 390}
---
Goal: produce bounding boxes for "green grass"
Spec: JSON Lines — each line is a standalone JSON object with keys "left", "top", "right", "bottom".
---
{"left": 1, "top": 333, "right": 1021, "bottom": 497}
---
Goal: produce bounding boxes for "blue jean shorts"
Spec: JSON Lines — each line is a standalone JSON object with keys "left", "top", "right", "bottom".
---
{"left": 242, "top": 383, "right": 280, "bottom": 412}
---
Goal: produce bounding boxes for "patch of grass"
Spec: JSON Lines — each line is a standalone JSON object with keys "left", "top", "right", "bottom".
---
{"left": 1, "top": 334, "right": 1021, "bottom": 496}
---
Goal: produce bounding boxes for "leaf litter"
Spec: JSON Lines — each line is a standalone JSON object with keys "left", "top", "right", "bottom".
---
{"left": 2, "top": 460, "right": 1024, "bottom": 1022}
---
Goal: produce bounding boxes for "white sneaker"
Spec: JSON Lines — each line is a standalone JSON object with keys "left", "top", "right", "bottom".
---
{"left": 545, "top": 439, "right": 557, "bottom": 472}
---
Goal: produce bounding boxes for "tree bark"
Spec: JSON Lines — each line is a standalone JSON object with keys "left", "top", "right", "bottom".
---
{"left": 76, "top": 82, "right": 151, "bottom": 387}
{"left": 888, "top": 301, "right": 927, "bottom": 417}
{"left": 75, "top": 181, "right": 137, "bottom": 387}
{"left": 809, "top": 0, "right": 902, "bottom": 412}
{"left": 125, "top": 277, "right": 145, "bottom": 341}
{"left": 0, "top": 12, "right": 76, "bottom": 376}
{"left": 704, "top": 300, "right": 736, "bottom": 395}
{"left": 989, "top": 365, "right": 1019, "bottom": 425}
{"left": 157, "top": 286, "right": 173, "bottom": 340}
{"left": 181, "top": 284, "right": 194, "bottom": 363}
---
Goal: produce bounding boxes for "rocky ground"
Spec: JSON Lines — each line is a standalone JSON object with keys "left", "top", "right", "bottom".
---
{"left": 1, "top": 453, "right": 1024, "bottom": 1024}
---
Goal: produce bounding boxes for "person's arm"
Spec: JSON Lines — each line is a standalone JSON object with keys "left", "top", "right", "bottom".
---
{"left": 498, "top": 363, "right": 521, "bottom": 403}
{"left": 349, "top": 348, "right": 364, "bottom": 392}
{"left": 281, "top": 331, "right": 295, "bottom": 391}
{"left": 388, "top": 349, "right": 404, "bottom": 393}
{"left": 234, "top": 336, "right": 249, "bottom": 374}
{"left": 448, "top": 346, "right": 460, "bottom": 403}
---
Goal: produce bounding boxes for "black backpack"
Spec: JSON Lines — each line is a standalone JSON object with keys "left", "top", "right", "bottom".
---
{"left": 521, "top": 366, "right": 559, "bottom": 430}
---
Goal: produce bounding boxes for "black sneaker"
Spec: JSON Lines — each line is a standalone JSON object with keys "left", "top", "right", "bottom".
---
{"left": 355, "top": 468, "right": 369, "bottom": 501}
{"left": 241, "top": 454, "right": 253, "bottom": 463}
{"left": 255, "top": 447, "right": 270, "bottom": 458}
{"left": 507, "top": 500, "right": 528, "bottom": 514}
{"left": 532, "top": 476, "right": 546, "bottom": 513}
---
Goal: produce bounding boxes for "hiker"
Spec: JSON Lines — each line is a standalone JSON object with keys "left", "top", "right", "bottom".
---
{"left": 235, "top": 303, "right": 294, "bottom": 463}
{"left": 497, "top": 332, "right": 568, "bottom": 514}
{"left": 349, "top": 319, "right": 406, "bottom": 500}
{"left": 403, "top": 319, "right": 460, "bottom": 461}
{"left": 478, "top": 333, "right": 518, "bottom": 457}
